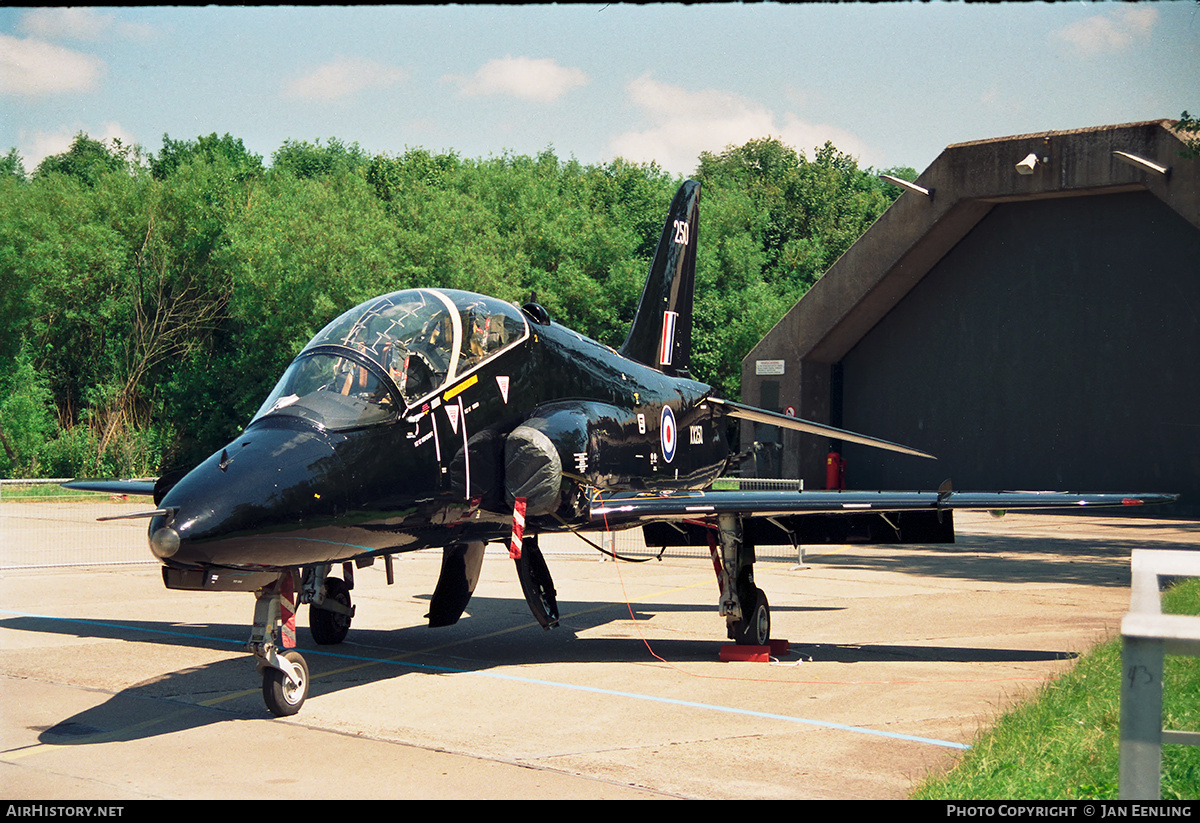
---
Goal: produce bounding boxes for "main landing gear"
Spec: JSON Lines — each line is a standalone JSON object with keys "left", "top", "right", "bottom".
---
{"left": 250, "top": 565, "right": 355, "bottom": 717}
{"left": 305, "top": 564, "right": 355, "bottom": 645}
{"left": 709, "top": 513, "right": 771, "bottom": 646}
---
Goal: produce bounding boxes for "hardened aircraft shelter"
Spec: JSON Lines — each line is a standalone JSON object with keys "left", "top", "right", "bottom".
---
{"left": 742, "top": 120, "right": 1199, "bottom": 516}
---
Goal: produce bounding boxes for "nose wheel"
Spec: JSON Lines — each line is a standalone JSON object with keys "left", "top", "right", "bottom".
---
{"left": 262, "top": 649, "right": 309, "bottom": 717}
{"left": 251, "top": 572, "right": 312, "bottom": 717}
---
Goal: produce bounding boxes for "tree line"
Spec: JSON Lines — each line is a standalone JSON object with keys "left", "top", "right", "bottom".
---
{"left": 0, "top": 132, "right": 914, "bottom": 479}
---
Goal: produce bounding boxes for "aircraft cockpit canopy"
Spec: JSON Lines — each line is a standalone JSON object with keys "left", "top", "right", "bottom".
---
{"left": 252, "top": 289, "right": 530, "bottom": 430}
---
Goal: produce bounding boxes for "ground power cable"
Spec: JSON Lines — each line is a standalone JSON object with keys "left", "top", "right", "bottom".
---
{"left": 565, "top": 516, "right": 1059, "bottom": 690}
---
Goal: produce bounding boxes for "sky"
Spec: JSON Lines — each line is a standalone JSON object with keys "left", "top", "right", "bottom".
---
{"left": 2, "top": 4, "right": 1197, "bottom": 177}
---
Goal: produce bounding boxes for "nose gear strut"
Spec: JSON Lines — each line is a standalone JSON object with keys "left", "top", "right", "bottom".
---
{"left": 250, "top": 571, "right": 311, "bottom": 717}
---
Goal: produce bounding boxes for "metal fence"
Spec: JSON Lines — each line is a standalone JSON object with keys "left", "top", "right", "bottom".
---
{"left": 0, "top": 478, "right": 160, "bottom": 569}
{"left": 0, "top": 477, "right": 801, "bottom": 570}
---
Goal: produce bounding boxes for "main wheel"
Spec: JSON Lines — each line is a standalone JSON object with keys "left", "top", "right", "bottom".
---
{"left": 514, "top": 537, "right": 559, "bottom": 629}
{"left": 309, "top": 576, "right": 351, "bottom": 645}
{"left": 733, "top": 588, "right": 770, "bottom": 646}
{"left": 263, "top": 650, "right": 309, "bottom": 717}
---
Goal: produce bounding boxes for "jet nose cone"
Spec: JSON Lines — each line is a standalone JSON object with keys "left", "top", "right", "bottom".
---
{"left": 153, "top": 424, "right": 346, "bottom": 567}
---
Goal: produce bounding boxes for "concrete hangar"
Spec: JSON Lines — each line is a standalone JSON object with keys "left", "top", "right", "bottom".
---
{"left": 741, "top": 120, "right": 1199, "bottom": 516}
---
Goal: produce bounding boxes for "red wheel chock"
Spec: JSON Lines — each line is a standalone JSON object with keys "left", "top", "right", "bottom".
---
{"left": 719, "top": 639, "right": 789, "bottom": 661}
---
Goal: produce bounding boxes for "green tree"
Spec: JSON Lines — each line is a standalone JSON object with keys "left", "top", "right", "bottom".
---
{"left": 154, "top": 161, "right": 407, "bottom": 463}
{"left": 1175, "top": 111, "right": 1200, "bottom": 159}
{"left": 0, "top": 171, "right": 132, "bottom": 420}
{"left": 0, "top": 348, "right": 55, "bottom": 476}
{"left": 365, "top": 147, "right": 461, "bottom": 204}
{"left": 0, "top": 136, "right": 251, "bottom": 476}
{"left": 272, "top": 137, "right": 368, "bottom": 180}
{"left": 150, "top": 132, "right": 264, "bottom": 182}
{"left": 1, "top": 149, "right": 25, "bottom": 181}
{"left": 691, "top": 137, "right": 902, "bottom": 396}
{"left": 94, "top": 154, "right": 246, "bottom": 468}
{"left": 0, "top": 131, "right": 899, "bottom": 476}
{"left": 34, "top": 133, "right": 132, "bottom": 187}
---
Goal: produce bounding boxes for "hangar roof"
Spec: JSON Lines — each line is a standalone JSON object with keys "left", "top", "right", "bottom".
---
{"left": 745, "top": 120, "right": 1199, "bottom": 366}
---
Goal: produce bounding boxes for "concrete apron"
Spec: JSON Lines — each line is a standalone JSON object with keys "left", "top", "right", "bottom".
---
{"left": 2, "top": 511, "right": 1196, "bottom": 799}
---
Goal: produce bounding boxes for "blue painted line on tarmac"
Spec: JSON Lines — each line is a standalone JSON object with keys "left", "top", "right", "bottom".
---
{"left": 0, "top": 609, "right": 970, "bottom": 751}
{"left": 0, "top": 609, "right": 247, "bottom": 646}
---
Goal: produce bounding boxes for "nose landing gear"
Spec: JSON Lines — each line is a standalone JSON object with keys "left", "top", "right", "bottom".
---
{"left": 250, "top": 572, "right": 311, "bottom": 717}
{"left": 262, "top": 649, "right": 309, "bottom": 717}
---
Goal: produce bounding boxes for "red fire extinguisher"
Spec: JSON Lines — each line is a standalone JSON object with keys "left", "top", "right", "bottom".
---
{"left": 825, "top": 451, "right": 845, "bottom": 490}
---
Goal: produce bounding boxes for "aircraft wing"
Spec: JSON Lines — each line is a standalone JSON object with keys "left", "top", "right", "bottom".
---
{"left": 590, "top": 488, "right": 1179, "bottom": 528}
{"left": 62, "top": 479, "right": 157, "bottom": 496}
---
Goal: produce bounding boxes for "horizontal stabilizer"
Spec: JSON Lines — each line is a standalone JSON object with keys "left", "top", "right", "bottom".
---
{"left": 711, "top": 398, "right": 935, "bottom": 460}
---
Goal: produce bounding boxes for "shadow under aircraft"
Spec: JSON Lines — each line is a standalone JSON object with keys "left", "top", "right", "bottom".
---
{"left": 6, "top": 590, "right": 1071, "bottom": 745}
{"left": 68, "top": 180, "right": 1177, "bottom": 717}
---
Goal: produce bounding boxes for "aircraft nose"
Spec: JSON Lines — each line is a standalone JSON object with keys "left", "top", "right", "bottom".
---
{"left": 150, "top": 425, "right": 346, "bottom": 567}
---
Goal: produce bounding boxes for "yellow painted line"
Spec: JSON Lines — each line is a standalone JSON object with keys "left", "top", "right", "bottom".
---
{"left": 277, "top": 579, "right": 713, "bottom": 684}
{"left": 2, "top": 706, "right": 206, "bottom": 761}
{"left": 0, "top": 579, "right": 714, "bottom": 762}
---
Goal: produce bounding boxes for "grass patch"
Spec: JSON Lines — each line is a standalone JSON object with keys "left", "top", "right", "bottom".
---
{"left": 912, "top": 577, "right": 1200, "bottom": 800}
{"left": 0, "top": 481, "right": 106, "bottom": 503}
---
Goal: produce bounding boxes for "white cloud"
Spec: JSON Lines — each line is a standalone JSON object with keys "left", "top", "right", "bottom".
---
{"left": 17, "top": 8, "right": 156, "bottom": 43}
{"left": 283, "top": 58, "right": 409, "bottom": 101}
{"left": 26, "top": 130, "right": 76, "bottom": 168}
{"left": 0, "top": 33, "right": 105, "bottom": 95}
{"left": 19, "top": 8, "right": 113, "bottom": 41}
{"left": 447, "top": 56, "right": 588, "bottom": 103}
{"left": 607, "top": 75, "right": 873, "bottom": 175}
{"left": 20, "top": 122, "right": 135, "bottom": 170}
{"left": 980, "top": 82, "right": 1025, "bottom": 118}
{"left": 1052, "top": 6, "right": 1158, "bottom": 57}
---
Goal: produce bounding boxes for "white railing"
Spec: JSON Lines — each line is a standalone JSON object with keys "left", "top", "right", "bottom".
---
{"left": 1119, "top": 549, "right": 1200, "bottom": 799}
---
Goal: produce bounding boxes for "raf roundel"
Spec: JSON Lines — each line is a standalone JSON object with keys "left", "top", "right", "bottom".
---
{"left": 660, "top": 405, "right": 676, "bottom": 463}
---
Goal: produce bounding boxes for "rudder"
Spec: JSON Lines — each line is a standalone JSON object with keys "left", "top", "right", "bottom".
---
{"left": 618, "top": 179, "right": 700, "bottom": 377}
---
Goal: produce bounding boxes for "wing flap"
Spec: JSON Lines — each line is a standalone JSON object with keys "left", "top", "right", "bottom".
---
{"left": 643, "top": 509, "right": 957, "bottom": 547}
{"left": 591, "top": 488, "right": 1178, "bottom": 528}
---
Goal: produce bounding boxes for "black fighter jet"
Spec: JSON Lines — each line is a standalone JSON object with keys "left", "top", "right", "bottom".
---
{"left": 68, "top": 180, "right": 1176, "bottom": 716}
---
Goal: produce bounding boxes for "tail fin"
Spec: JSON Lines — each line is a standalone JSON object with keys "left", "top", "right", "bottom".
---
{"left": 619, "top": 179, "right": 700, "bottom": 377}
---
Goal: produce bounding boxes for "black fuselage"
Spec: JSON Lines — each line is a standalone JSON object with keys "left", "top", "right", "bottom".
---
{"left": 152, "top": 307, "right": 728, "bottom": 572}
